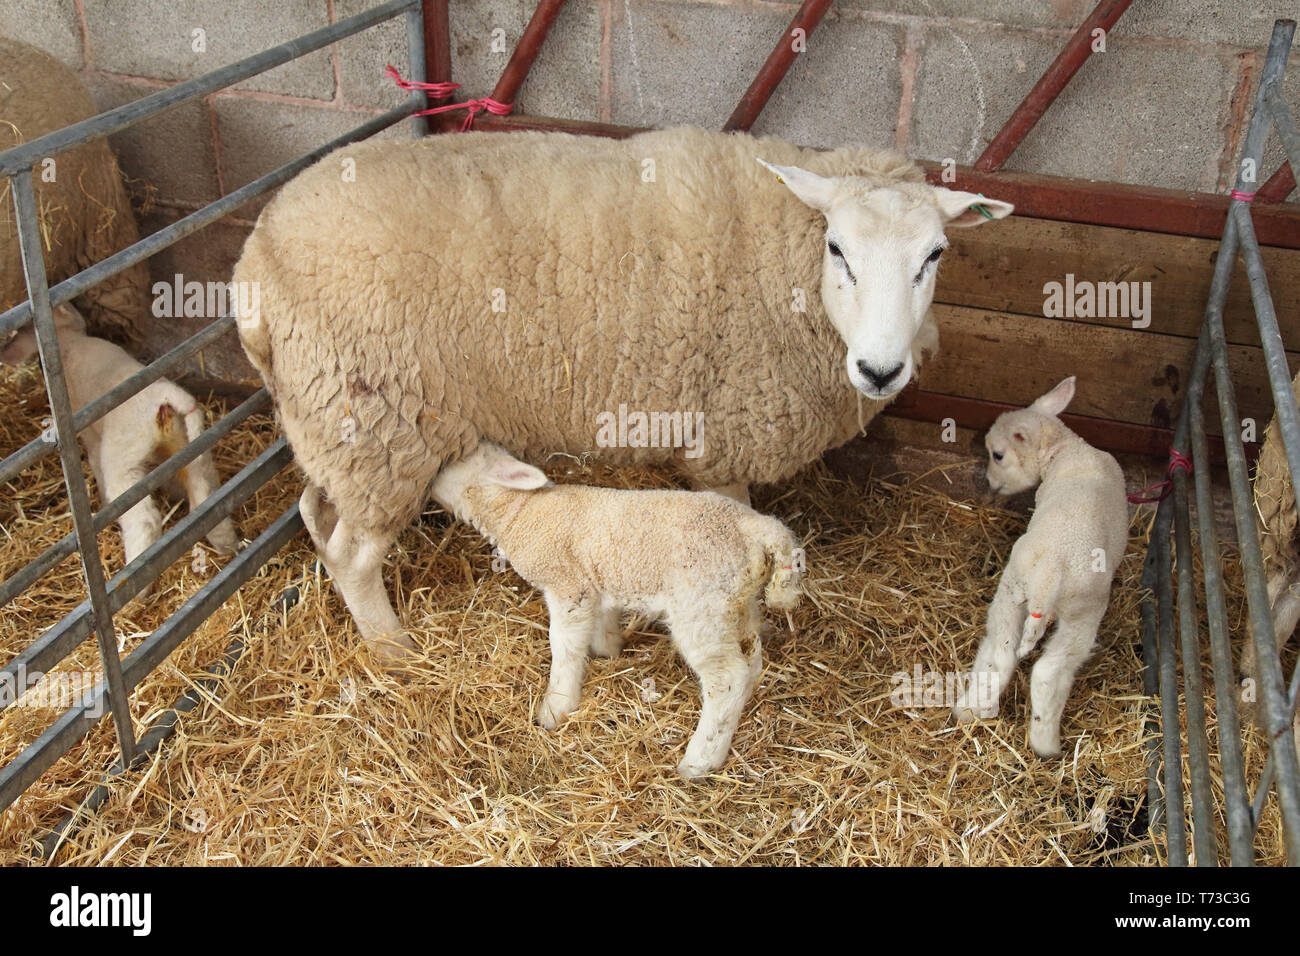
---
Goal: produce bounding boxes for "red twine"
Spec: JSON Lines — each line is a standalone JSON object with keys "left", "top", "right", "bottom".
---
{"left": 1127, "top": 447, "right": 1193, "bottom": 504}
{"left": 385, "top": 65, "right": 512, "bottom": 132}
{"left": 1230, "top": 189, "right": 1257, "bottom": 202}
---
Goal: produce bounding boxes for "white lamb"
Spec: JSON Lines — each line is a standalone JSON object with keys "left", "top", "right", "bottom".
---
{"left": 406, "top": 441, "right": 802, "bottom": 779}
{"left": 952, "top": 377, "right": 1128, "bottom": 757}
{"left": 0, "top": 304, "right": 239, "bottom": 580}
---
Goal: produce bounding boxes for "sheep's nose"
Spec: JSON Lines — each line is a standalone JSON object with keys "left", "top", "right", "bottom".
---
{"left": 857, "top": 361, "right": 904, "bottom": 391}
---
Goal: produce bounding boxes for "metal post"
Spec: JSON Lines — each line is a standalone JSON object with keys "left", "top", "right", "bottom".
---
{"left": 405, "top": 2, "right": 429, "bottom": 136}
{"left": 10, "top": 170, "right": 137, "bottom": 765}
{"left": 723, "top": 0, "right": 834, "bottom": 133}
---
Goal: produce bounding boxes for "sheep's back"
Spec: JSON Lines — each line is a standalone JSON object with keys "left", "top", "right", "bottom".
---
{"left": 1256, "top": 371, "right": 1300, "bottom": 590}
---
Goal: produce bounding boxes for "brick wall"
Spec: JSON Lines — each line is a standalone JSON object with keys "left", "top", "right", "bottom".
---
{"left": 0, "top": 0, "right": 1295, "bottom": 377}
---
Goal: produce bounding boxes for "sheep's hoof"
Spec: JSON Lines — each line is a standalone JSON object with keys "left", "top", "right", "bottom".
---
{"left": 366, "top": 632, "right": 420, "bottom": 669}
{"left": 952, "top": 702, "right": 996, "bottom": 724}
{"left": 588, "top": 631, "right": 624, "bottom": 659}
{"left": 207, "top": 520, "right": 241, "bottom": 556}
{"left": 1030, "top": 731, "right": 1062, "bottom": 759}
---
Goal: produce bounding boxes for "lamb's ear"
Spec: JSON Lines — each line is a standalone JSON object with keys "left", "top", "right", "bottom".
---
{"left": 1029, "top": 376, "right": 1076, "bottom": 418}
{"left": 486, "top": 458, "right": 551, "bottom": 491}
{"left": 932, "top": 187, "right": 1014, "bottom": 228}
{"left": 0, "top": 329, "right": 38, "bottom": 366}
{"left": 756, "top": 158, "right": 838, "bottom": 212}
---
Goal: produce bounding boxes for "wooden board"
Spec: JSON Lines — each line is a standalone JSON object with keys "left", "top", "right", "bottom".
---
{"left": 918, "top": 304, "right": 1300, "bottom": 438}
{"left": 935, "top": 216, "right": 1300, "bottom": 347}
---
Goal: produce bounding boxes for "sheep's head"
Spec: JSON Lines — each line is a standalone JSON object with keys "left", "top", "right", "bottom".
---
{"left": 985, "top": 376, "right": 1076, "bottom": 495}
{"left": 757, "top": 158, "right": 1013, "bottom": 400}
{"left": 0, "top": 303, "right": 86, "bottom": 366}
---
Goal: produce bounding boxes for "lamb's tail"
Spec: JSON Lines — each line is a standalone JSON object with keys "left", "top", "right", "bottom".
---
{"left": 154, "top": 388, "right": 205, "bottom": 457}
{"left": 743, "top": 514, "right": 803, "bottom": 611}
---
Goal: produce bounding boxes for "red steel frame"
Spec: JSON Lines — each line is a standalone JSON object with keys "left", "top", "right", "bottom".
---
{"left": 416, "top": 0, "right": 1298, "bottom": 459}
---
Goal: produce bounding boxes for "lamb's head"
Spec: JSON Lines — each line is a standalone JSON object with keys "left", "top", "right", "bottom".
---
{"left": 757, "top": 158, "right": 1013, "bottom": 400}
{"left": 0, "top": 303, "right": 87, "bottom": 366}
{"left": 985, "top": 377, "right": 1077, "bottom": 495}
{"left": 429, "top": 441, "right": 551, "bottom": 522}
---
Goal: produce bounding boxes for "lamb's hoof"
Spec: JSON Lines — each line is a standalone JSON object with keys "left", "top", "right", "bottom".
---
{"left": 676, "top": 759, "right": 717, "bottom": 780}
{"left": 588, "top": 631, "right": 624, "bottom": 659}
{"left": 1030, "top": 731, "right": 1062, "bottom": 758}
{"left": 208, "top": 525, "right": 241, "bottom": 556}
{"left": 953, "top": 702, "right": 996, "bottom": 724}
{"left": 366, "top": 632, "right": 420, "bottom": 669}
{"left": 536, "top": 695, "right": 575, "bottom": 731}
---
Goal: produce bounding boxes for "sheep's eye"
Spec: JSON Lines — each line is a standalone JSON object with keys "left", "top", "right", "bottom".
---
{"left": 992, "top": 451, "right": 1004, "bottom": 462}
{"left": 926, "top": 246, "right": 945, "bottom": 264}
{"left": 827, "top": 240, "right": 855, "bottom": 284}
{"left": 914, "top": 245, "right": 946, "bottom": 285}
{"left": 828, "top": 240, "right": 843, "bottom": 258}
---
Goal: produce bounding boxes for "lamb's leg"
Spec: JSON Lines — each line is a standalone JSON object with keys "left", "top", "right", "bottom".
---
{"left": 537, "top": 590, "right": 597, "bottom": 729}
{"left": 309, "top": 499, "right": 416, "bottom": 667}
{"left": 589, "top": 600, "right": 625, "bottom": 658}
{"left": 1018, "top": 613, "right": 1049, "bottom": 659}
{"left": 1240, "top": 577, "right": 1300, "bottom": 721}
{"left": 672, "top": 603, "right": 762, "bottom": 780}
{"left": 100, "top": 462, "right": 163, "bottom": 595}
{"left": 1027, "top": 614, "right": 1100, "bottom": 757}
{"left": 177, "top": 453, "right": 239, "bottom": 555}
{"left": 953, "top": 577, "right": 1025, "bottom": 722}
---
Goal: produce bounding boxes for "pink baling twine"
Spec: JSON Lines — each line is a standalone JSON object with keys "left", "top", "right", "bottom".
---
{"left": 385, "top": 65, "right": 512, "bottom": 131}
{"left": 1230, "top": 189, "right": 1257, "bottom": 202}
{"left": 1127, "top": 447, "right": 1193, "bottom": 505}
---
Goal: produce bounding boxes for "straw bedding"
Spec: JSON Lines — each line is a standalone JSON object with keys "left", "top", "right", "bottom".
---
{"left": 0, "top": 361, "right": 1288, "bottom": 865}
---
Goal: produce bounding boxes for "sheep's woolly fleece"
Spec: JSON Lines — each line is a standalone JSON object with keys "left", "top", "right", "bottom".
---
{"left": 0, "top": 38, "right": 149, "bottom": 342}
{"left": 234, "top": 127, "right": 926, "bottom": 538}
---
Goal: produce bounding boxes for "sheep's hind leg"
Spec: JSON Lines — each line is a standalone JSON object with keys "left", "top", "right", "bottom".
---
{"left": 100, "top": 462, "right": 163, "bottom": 598}
{"left": 673, "top": 603, "right": 762, "bottom": 780}
{"left": 589, "top": 600, "right": 625, "bottom": 658}
{"left": 1028, "top": 614, "right": 1100, "bottom": 757}
{"left": 953, "top": 577, "right": 1025, "bottom": 722}
{"left": 538, "top": 591, "right": 598, "bottom": 729}
{"left": 305, "top": 492, "right": 417, "bottom": 667}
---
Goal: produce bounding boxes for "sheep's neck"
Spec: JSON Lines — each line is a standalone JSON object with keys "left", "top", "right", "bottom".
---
{"left": 464, "top": 485, "right": 534, "bottom": 550}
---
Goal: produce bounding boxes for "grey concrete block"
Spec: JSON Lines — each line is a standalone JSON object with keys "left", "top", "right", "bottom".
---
{"left": 0, "top": 0, "right": 83, "bottom": 69}
{"left": 833, "top": 0, "right": 1091, "bottom": 30}
{"left": 611, "top": 1, "right": 788, "bottom": 129}
{"left": 335, "top": 0, "right": 411, "bottom": 110}
{"left": 751, "top": 15, "right": 904, "bottom": 150}
{"left": 1228, "top": 64, "right": 1300, "bottom": 199}
{"left": 82, "top": 74, "right": 220, "bottom": 207}
{"left": 213, "top": 96, "right": 402, "bottom": 216}
{"left": 136, "top": 208, "right": 256, "bottom": 381}
{"left": 1113, "top": 0, "right": 1299, "bottom": 48}
{"left": 910, "top": 24, "right": 1235, "bottom": 191}
{"left": 82, "top": 0, "right": 334, "bottom": 99}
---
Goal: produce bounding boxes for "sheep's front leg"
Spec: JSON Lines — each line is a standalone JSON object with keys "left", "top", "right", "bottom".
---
{"left": 953, "top": 577, "right": 1025, "bottom": 722}
{"left": 589, "top": 600, "right": 625, "bottom": 658}
{"left": 537, "top": 591, "right": 597, "bottom": 729}
{"left": 1027, "top": 614, "right": 1099, "bottom": 757}
{"left": 304, "top": 487, "right": 416, "bottom": 667}
{"left": 672, "top": 606, "right": 762, "bottom": 780}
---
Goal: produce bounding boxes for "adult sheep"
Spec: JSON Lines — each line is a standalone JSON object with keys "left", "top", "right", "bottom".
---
{"left": 0, "top": 37, "right": 149, "bottom": 341}
{"left": 233, "top": 126, "right": 1013, "bottom": 663}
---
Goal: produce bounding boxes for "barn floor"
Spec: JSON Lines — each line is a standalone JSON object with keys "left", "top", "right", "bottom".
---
{"left": 0, "top": 362, "right": 1289, "bottom": 866}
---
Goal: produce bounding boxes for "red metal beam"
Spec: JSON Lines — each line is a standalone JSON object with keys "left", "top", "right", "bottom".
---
{"left": 884, "top": 387, "right": 1239, "bottom": 463}
{"left": 422, "top": 0, "right": 455, "bottom": 133}
{"left": 491, "top": 0, "right": 569, "bottom": 107}
{"left": 975, "top": 0, "right": 1133, "bottom": 172}
{"left": 1259, "top": 162, "right": 1297, "bottom": 203}
{"left": 723, "top": 0, "right": 834, "bottom": 132}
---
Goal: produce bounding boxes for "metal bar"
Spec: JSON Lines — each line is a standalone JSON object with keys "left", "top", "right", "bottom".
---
{"left": 39, "top": 561, "right": 309, "bottom": 860}
{"left": 405, "top": 3, "right": 429, "bottom": 136}
{"left": 11, "top": 170, "right": 137, "bottom": 767}
{"left": 722, "top": 0, "right": 834, "bottom": 132}
{"left": 1139, "top": 543, "right": 1165, "bottom": 836}
{"left": 975, "top": 0, "right": 1133, "bottom": 172}
{"left": 1257, "top": 163, "right": 1295, "bottom": 204}
{"left": 0, "top": 439, "right": 293, "bottom": 715}
{"left": 0, "top": 317, "right": 234, "bottom": 484}
{"left": 1171, "top": 467, "right": 1218, "bottom": 864}
{"left": 0, "top": 503, "right": 302, "bottom": 815}
{"left": 0, "top": 0, "right": 419, "bottom": 177}
{"left": 1155, "top": 497, "right": 1189, "bottom": 865}
{"left": 490, "top": 0, "right": 568, "bottom": 108}
{"left": 1, "top": 101, "right": 419, "bottom": 337}
{"left": 424, "top": 0, "right": 452, "bottom": 84}
{"left": 0, "top": 390, "right": 269, "bottom": 610}
{"left": 467, "top": 113, "right": 1300, "bottom": 249}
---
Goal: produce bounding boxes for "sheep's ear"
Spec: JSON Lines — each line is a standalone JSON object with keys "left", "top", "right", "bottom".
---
{"left": 486, "top": 458, "right": 550, "bottom": 491}
{"left": 932, "top": 188, "right": 1014, "bottom": 228}
{"left": 1029, "top": 376, "right": 1076, "bottom": 418}
{"left": 0, "top": 329, "right": 38, "bottom": 366}
{"left": 756, "top": 159, "right": 838, "bottom": 212}
{"left": 54, "top": 303, "right": 86, "bottom": 333}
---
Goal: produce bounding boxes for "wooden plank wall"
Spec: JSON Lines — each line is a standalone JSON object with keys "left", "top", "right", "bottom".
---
{"left": 886, "top": 216, "right": 1300, "bottom": 457}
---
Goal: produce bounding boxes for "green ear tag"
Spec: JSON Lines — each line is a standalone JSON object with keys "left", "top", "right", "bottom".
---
{"left": 969, "top": 192, "right": 995, "bottom": 220}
